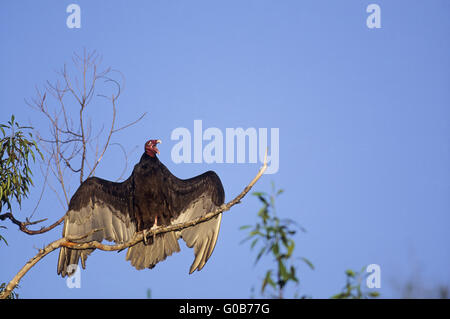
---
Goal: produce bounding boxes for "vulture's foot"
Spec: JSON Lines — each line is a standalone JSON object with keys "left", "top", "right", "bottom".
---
{"left": 143, "top": 229, "right": 148, "bottom": 245}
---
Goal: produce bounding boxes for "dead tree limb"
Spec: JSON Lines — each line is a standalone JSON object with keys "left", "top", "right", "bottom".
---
{"left": 4, "top": 50, "right": 145, "bottom": 236}
{"left": 0, "top": 213, "right": 64, "bottom": 235}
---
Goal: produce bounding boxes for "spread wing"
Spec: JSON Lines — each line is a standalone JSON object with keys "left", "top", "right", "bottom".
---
{"left": 57, "top": 177, "right": 137, "bottom": 277}
{"left": 174, "top": 193, "right": 223, "bottom": 273}
{"left": 167, "top": 170, "right": 225, "bottom": 273}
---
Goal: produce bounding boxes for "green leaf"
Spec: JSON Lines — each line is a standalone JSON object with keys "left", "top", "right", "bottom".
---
{"left": 261, "top": 270, "right": 275, "bottom": 293}
{"left": 0, "top": 234, "right": 8, "bottom": 246}
{"left": 257, "top": 207, "right": 267, "bottom": 217}
{"left": 255, "top": 246, "right": 266, "bottom": 264}
{"left": 30, "top": 149, "right": 35, "bottom": 162}
{"left": 279, "top": 260, "right": 289, "bottom": 281}
{"left": 301, "top": 257, "right": 315, "bottom": 270}
{"left": 252, "top": 191, "right": 267, "bottom": 197}
{"left": 250, "top": 230, "right": 263, "bottom": 237}
{"left": 250, "top": 238, "right": 259, "bottom": 249}
{"left": 240, "top": 236, "right": 252, "bottom": 244}
{"left": 345, "top": 269, "right": 356, "bottom": 278}
{"left": 257, "top": 195, "right": 269, "bottom": 206}
{"left": 290, "top": 266, "right": 299, "bottom": 283}
{"left": 287, "top": 240, "right": 295, "bottom": 257}
{"left": 271, "top": 242, "right": 279, "bottom": 255}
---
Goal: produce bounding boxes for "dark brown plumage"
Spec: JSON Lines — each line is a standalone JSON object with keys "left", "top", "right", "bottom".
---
{"left": 57, "top": 140, "right": 225, "bottom": 277}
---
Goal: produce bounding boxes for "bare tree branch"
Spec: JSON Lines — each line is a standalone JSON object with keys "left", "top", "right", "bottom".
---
{"left": 0, "top": 212, "right": 64, "bottom": 236}
{"left": 113, "top": 112, "right": 147, "bottom": 134}
{"left": 110, "top": 142, "right": 137, "bottom": 182}
{"left": 11, "top": 50, "right": 145, "bottom": 237}
{"left": 85, "top": 92, "right": 117, "bottom": 179}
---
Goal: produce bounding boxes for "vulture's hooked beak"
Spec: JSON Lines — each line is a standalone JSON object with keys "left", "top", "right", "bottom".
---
{"left": 154, "top": 139, "right": 161, "bottom": 154}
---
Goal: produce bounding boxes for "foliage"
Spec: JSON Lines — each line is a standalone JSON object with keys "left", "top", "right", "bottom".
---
{"left": 240, "top": 183, "right": 313, "bottom": 298}
{"left": 0, "top": 115, "right": 42, "bottom": 214}
{"left": 331, "top": 267, "right": 380, "bottom": 299}
{"left": 0, "top": 115, "right": 42, "bottom": 298}
{"left": 393, "top": 269, "right": 450, "bottom": 299}
{"left": 242, "top": 183, "right": 382, "bottom": 299}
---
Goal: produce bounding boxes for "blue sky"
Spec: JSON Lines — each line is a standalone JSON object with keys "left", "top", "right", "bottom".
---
{"left": 1, "top": 0, "right": 449, "bottom": 298}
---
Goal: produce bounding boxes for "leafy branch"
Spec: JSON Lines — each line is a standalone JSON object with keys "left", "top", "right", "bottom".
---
{"left": 241, "top": 183, "right": 313, "bottom": 298}
{"left": 0, "top": 115, "right": 42, "bottom": 213}
{"left": 331, "top": 267, "right": 380, "bottom": 299}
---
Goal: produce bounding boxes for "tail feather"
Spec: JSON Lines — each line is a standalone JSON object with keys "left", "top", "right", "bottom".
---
{"left": 126, "top": 232, "right": 180, "bottom": 270}
{"left": 57, "top": 246, "right": 94, "bottom": 277}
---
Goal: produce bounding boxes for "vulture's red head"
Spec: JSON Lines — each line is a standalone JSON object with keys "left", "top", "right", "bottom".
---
{"left": 145, "top": 139, "right": 161, "bottom": 157}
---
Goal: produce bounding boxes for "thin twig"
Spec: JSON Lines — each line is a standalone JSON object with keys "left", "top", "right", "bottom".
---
{"left": 0, "top": 212, "right": 64, "bottom": 235}
{"left": 111, "top": 142, "right": 131, "bottom": 182}
{"left": 86, "top": 93, "right": 116, "bottom": 179}
{"left": 112, "top": 112, "right": 147, "bottom": 133}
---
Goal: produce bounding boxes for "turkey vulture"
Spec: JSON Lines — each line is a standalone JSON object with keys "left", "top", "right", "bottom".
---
{"left": 57, "top": 139, "right": 225, "bottom": 277}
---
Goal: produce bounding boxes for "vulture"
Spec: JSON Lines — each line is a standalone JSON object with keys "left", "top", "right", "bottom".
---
{"left": 57, "top": 139, "right": 225, "bottom": 277}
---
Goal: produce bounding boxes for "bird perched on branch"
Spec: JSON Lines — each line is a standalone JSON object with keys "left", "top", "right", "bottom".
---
{"left": 57, "top": 139, "right": 225, "bottom": 277}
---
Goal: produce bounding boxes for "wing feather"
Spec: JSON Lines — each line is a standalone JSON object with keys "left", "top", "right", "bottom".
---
{"left": 57, "top": 176, "right": 136, "bottom": 277}
{"left": 173, "top": 194, "right": 223, "bottom": 274}
{"left": 57, "top": 201, "right": 136, "bottom": 277}
{"left": 125, "top": 232, "right": 181, "bottom": 270}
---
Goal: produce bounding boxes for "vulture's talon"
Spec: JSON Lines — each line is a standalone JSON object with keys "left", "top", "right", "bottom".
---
{"left": 143, "top": 229, "right": 148, "bottom": 245}
{"left": 150, "top": 216, "right": 158, "bottom": 243}
{"left": 151, "top": 216, "right": 158, "bottom": 230}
